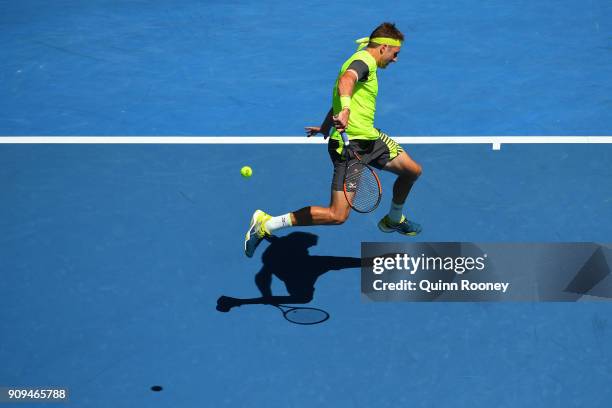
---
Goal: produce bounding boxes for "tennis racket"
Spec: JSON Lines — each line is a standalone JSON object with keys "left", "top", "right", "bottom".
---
{"left": 272, "top": 304, "right": 330, "bottom": 325}
{"left": 340, "top": 131, "right": 382, "bottom": 213}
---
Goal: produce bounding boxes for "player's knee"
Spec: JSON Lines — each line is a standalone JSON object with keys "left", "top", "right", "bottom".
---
{"left": 413, "top": 163, "right": 423, "bottom": 179}
{"left": 329, "top": 208, "right": 350, "bottom": 225}
{"left": 402, "top": 163, "right": 422, "bottom": 181}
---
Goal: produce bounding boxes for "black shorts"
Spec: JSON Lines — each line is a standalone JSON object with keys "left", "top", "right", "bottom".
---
{"left": 327, "top": 130, "right": 404, "bottom": 191}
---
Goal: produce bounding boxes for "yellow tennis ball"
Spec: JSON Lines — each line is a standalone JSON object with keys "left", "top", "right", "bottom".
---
{"left": 240, "top": 166, "right": 253, "bottom": 178}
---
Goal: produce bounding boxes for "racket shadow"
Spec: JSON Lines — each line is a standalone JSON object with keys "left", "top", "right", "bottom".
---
{"left": 216, "top": 232, "right": 362, "bottom": 324}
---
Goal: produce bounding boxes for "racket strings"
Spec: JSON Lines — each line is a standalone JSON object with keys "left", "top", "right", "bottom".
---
{"left": 345, "top": 163, "right": 381, "bottom": 212}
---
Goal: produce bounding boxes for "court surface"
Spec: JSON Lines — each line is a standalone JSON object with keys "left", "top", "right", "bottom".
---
{"left": 2, "top": 1, "right": 612, "bottom": 407}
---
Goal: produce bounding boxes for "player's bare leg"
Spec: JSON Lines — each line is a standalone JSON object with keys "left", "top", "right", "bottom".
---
{"left": 291, "top": 190, "right": 351, "bottom": 226}
{"left": 245, "top": 191, "right": 351, "bottom": 257}
{"left": 378, "top": 150, "right": 423, "bottom": 235}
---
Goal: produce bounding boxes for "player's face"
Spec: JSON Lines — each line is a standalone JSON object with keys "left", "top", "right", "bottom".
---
{"left": 380, "top": 45, "right": 401, "bottom": 69}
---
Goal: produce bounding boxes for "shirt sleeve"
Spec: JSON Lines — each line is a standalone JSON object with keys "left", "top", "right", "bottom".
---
{"left": 346, "top": 59, "right": 369, "bottom": 82}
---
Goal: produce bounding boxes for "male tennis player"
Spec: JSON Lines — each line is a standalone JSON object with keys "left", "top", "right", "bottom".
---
{"left": 245, "top": 22, "right": 422, "bottom": 258}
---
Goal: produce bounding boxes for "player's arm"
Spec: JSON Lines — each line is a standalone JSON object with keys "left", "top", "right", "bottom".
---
{"left": 319, "top": 108, "right": 334, "bottom": 135}
{"left": 334, "top": 60, "right": 368, "bottom": 132}
{"left": 305, "top": 108, "right": 334, "bottom": 138}
{"left": 333, "top": 71, "right": 357, "bottom": 133}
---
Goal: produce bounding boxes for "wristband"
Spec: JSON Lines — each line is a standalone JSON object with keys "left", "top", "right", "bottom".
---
{"left": 340, "top": 96, "right": 351, "bottom": 110}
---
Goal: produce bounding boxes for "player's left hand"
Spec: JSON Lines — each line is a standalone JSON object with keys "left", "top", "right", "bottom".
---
{"left": 305, "top": 126, "right": 329, "bottom": 138}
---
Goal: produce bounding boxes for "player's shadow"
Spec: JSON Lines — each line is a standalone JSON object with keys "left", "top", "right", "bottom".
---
{"left": 216, "top": 232, "right": 361, "bottom": 312}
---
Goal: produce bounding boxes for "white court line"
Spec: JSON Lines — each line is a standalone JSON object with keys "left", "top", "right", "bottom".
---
{"left": 1, "top": 136, "right": 612, "bottom": 150}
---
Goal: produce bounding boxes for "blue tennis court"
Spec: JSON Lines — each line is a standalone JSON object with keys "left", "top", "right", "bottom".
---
{"left": 2, "top": 1, "right": 612, "bottom": 407}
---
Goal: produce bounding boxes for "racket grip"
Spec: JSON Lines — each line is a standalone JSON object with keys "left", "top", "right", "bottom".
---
{"left": 340, "top": 131, "right": 349, "bottom": 146}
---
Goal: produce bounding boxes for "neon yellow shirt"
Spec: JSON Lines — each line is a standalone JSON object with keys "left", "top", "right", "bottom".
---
{"left": 330, "top": 50, "right": 380, "bottom": 142}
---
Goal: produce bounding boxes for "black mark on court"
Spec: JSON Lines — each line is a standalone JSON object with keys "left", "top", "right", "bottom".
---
{"left": 179, "top": 191, "right": 196, "bottom": 203}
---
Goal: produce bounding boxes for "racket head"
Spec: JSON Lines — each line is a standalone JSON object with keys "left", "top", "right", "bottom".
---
{"left": 343, "top": 160, "right": 382, "bottom": 213}
{"left": 276, "top": 305, "right": 330, "bottom": 325}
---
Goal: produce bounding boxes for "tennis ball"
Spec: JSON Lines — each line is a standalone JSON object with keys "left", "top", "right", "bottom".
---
{"left": 240, "top": 166, "right": 253, "bottom": 178}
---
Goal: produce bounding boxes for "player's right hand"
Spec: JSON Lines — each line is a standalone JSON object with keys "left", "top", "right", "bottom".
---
{"left": 332, "top": 108, "right": 350, "bottom": 133}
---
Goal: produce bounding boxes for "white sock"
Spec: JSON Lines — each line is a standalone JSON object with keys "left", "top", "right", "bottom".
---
{"left": 387, "top": 201, "right": 404, "bottom": 224}
{"left": 265, "top": 213, "right": 293, "bottom": 233}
